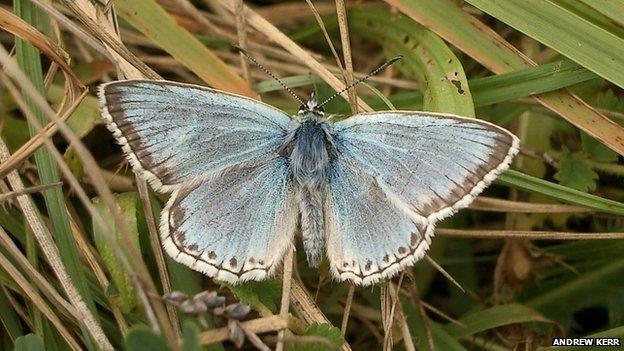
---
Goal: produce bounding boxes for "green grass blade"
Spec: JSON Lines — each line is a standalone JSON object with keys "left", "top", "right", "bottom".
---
{"left": 445, "top": 304, "right": 553, "bottom": 338}
{"left": 92, "top": 193, "right": 140, "bottom": 314}
{"left": 497, "top": 170, "right": 624, "bottom": 215}
{"left": 0, "top": 288, "right": 24, "bottom": 342}
{"left": 465, "top": 0, "right": 624, "bottom": 89}
{"left": 114, "top": 0, "right": 255, "bottom": 97}
{"left": 385, "top": 0, "right": 624, "bottom": 156}
{"left": 526, "top": 259, "right": 624, "bottom": 310}
{"left": 349, "top": 10, "right": 474, "bottom": 116}
{"left": 14, "top": 0, "right": 98, "bottom": 322}
{"left": 470, "top": 59, "right": 597, "bottom": 106}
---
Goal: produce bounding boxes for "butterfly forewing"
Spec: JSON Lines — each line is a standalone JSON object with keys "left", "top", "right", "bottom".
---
{"left": 327, "top": 111, "right": 519, "bottom": 284}
{"left": 98, "top": 80, "right": 292, "bottom": 192}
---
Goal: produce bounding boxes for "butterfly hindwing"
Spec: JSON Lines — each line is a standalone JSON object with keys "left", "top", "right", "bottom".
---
{"left": 161, "top": 157, "right": 297, "bottom": 283}
{"left": 327, "top": 112, "right": 519, "bottom": 284}
{"left": 98, "top": 80, "right": 292, "bottom": 192}
{"left": 325, "top": 157, "right": 432, "bottom": 285}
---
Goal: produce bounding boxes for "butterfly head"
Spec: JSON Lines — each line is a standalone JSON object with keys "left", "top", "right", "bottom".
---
{"left": 297, "top": 91, "right": 325, "bottom": 121}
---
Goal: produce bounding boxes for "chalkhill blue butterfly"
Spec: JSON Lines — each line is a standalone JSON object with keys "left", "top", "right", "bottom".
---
{"left": 98, "top": 57, "right": 519, "bottom": 286}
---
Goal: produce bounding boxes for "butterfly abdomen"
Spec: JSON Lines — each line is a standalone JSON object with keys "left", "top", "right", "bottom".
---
{"left": 288, "top": 121, "right": 333, "bottom": 267}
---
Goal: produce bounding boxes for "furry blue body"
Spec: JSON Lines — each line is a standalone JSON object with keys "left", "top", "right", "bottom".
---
{"left": 283, "top": 115, "right": 333, "bottom": 267}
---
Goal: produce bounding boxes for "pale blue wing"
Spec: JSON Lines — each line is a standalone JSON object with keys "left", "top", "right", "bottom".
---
{"left": 161, "top": 157, "right": 297, "bottom": 283}
{"left": 327, "top": 111, "right": 519, "bottom": 284}
{"left": 333, "top": 111, "right": 519, "bottom": 222}
{"left": 98, "top": 80, "right": 294, "bottom": 192}
{"left": 325, "top": 157, "right": 432, "bottom": 286}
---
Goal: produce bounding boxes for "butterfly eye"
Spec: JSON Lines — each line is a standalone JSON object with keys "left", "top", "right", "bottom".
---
{"left": 299, "top": 104, "right": 306, "bottom": 111}
{"left": 317, "top": 106, "right": 324, "bottom": 113}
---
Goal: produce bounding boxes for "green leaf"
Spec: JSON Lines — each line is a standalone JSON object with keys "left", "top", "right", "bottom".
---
{"left": 497, "top": 170, "right": 624, "bottom": 215}
{"left": 445, "top": 304, "right": 553, "bottom": 338}
{"left": 114, "top": 0, "right": 254, "bottom": 97}
{"left": 554, "top": 147, "right": 599, "bottom": 192}
{"left": 350, "top": 9, "right": 474, "bottom": 116}
{"left": 182, "top": 320, "right": 201, "bottom": 351}
{"left": 124, "top": 325, "right": 171, "bottom": 351}
{"left": 403, "top": 301, "right": 468, "bottom": 351}
{"left": 14, "top": 334, "right": 44, "bottom": 351}
{"left": 48, "top": 85, "right": 100, "bottom": 139}
{"left": 285, "top": 323, "right": 344, "bottom": 351}
{"left": 0, "top": 289, "right": 23, "bottom": 342}
{"left": 92, "top": 192, "right": 141, "bottom": 313}
{"left": 465, "top": 0, "right": 624, "bottom": 89}
{"left": 470, "top": 60, "right": 597, "bottom": 107}
{"left": 224, "top": 280, "right": 281, "bottom": 316}
{"left": 581, "top": 132, "right": 619, "bottom": 162}
{"left": 386, "top": 0, "right": 624, "bottom": 156}
{"left": 526, "top": 259, "right": 624, "bottom": 313}
{"left": 14, "top": 0, "right": 98, "bottom": 332}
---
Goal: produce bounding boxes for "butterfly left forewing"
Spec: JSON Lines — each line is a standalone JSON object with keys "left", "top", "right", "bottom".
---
{"left": 161, "top": 157, "right": 297, "bottom": 283}
{"left": 333, "top": 111, "right": 519, "bottom": 222}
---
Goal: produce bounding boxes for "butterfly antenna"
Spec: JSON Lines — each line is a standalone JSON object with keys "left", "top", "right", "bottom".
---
{"left": 234, "top": 45, "right": 306, "bottom": 105}
{"left": 317, "top": 55, "right": 403, "bottom": 108}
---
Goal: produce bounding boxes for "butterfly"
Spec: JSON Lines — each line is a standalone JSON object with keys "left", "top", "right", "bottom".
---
{"left": 98, "top": 77, "right": 519, "bottom": 286}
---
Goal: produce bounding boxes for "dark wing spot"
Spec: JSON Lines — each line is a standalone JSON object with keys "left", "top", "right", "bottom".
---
{"left": 229, "top": 257, "right": 238, "bottom": 268}
{"left": 208, "top": 251, "right": 217, "bottom": 260}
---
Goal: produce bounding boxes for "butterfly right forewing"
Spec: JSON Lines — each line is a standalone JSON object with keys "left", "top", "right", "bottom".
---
{"left": 98, "top": 80, "right": 293, "bottom": 192}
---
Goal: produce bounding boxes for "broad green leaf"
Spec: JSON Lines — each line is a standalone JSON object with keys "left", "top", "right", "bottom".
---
{"left": 223, "top": 280, "right": 281, "bottom": 316}
{"left": 92, "top": 192, "right": 141, "bottom": 313}
{"left": 581, "top": 132, "right": 619, "bottom": 162}
{"left": 114, "top": 0, "right": 255, "bottom": 97}
{"left": 554, "top": 148, "right": 599, "bottom": 192}
{"left": 14, "top": 334, "right": 44, "bottom": 351}
{"left": 350, "top": 10, "right": 474, "bottom": 116}
{"left": 124, "top": 325, "right": 171, "bottom": 351}
{"left": 48, "top": 85, "right": 100, "bottom": 139}
{"left": 445, "top": 304, "right": 553, "bottom": 338}
{"left": 465, "top": 0, "right": 624, "bottom": 90}
{"left": 285, "top": 323, "right": 344, "bottom": 351}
